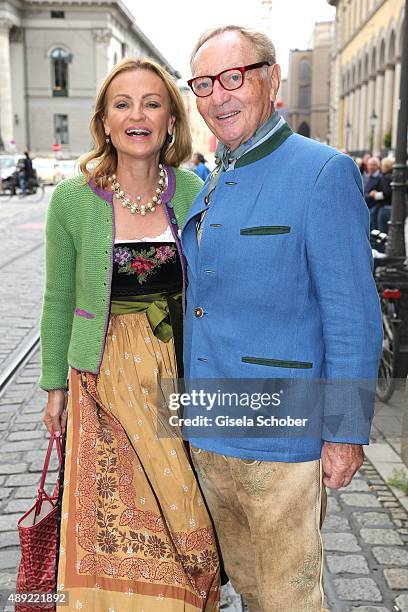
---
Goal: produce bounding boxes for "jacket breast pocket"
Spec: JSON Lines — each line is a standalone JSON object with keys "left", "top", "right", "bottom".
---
{"left": 240, "top": 226, "right": 291, "bottom": 236}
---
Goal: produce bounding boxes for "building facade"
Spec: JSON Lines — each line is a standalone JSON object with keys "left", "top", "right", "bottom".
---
{"left": 328, "top": 0, "right": 404, "bottom": 154}
{"left": 287, "top": 22, "right": 334, "bottom": 142}
{"left": 180, "top": 86, "right": 215, "bottom": 167}
{"left": 0, "top": 0, "right": 177, "bottom": 156}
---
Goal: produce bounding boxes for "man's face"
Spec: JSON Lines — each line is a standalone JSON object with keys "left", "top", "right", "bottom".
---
{"left": 367, "top": 160, "right": 379, "bottom": 175}
{"left": 192, "top": 31, "right": 280, "bottom": 151}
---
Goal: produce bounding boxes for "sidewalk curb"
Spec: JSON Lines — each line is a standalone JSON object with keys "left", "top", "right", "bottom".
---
{"left": 365, "top": 441, "right": 408, "bottom": 511}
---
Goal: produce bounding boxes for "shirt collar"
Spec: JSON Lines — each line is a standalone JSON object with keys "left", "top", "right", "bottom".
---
{"left": 215, "top": 111, "right": 282, "bottom": 171}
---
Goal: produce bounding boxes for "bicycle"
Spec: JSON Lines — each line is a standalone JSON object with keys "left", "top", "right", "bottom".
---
{"left": 372, "top": 231, "right": 408, "bottom": 402}
{"left": 0, "top": 173, "right": 45, "bottom": 203}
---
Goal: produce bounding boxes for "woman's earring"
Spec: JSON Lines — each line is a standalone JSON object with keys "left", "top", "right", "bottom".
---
{"left": 167, "top": 132, "right": 174, "bottom": 145}
{"left": 105, "top": 135, "right": 110, "bottom": 144}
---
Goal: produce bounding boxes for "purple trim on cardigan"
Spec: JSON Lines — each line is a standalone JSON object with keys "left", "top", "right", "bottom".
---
{"left": 162, "top": 165, "right": 176, "bottom": 204}
{"left": 89, "top": 179, "right": 113, "bottom": 202}
{"left": 88, "top": 167, "right": 181, "bottom": 373}
{"left": 164, "top": 202, "right": 187, "bottom": 316}
{"left": 162, "top": 168, "right": 187, "bottom": 314}
{"left": 74, "top": 308, "right": 96, "bottom": 319}
{"left": 87, "top": 179, "right": 115, "bottom": 375}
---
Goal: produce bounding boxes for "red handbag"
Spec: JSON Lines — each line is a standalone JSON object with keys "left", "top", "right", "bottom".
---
{"left": 16, "top": 433, "right": 63, "bottom": 611}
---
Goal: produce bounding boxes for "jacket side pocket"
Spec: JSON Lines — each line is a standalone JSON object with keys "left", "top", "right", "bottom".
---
{"left": 242, "top": 356, "right": 313, "bottom": 369}
{"left": 240, "top": 226, "right": 291, "bottom": 235}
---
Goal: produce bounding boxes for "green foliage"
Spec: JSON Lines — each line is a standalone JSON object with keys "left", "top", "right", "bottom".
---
{"left": 383, "top": 131, "right": 392, "bottom": 149}
{"left": 387, "top": 468, "right": 408, "bottom": 496}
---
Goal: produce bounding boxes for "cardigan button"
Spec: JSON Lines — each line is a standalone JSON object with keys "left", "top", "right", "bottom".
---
{"left": 194, "top": 307, "right": 204, "bottom": 319}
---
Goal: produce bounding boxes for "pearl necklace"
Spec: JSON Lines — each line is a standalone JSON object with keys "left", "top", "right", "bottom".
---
{"left": 108, "top": 164, "right": 166, "bottom": 215}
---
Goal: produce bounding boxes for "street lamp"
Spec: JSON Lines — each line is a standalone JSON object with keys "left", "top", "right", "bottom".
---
{"left": 345, "top": 119, "right": 351, "bottom": 152}
{"left": 370, "top": 110, "right": 378, "bottom": 156}
{"left": 387, "top": 0, "right": 408, "bottom": 258}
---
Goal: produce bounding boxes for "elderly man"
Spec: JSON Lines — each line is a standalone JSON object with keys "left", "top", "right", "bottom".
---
{"left": 363, "top": 156, "right": 382, "bottom": 229}
{"left": 181, "top": 26, "right": 382, "bottom": 611}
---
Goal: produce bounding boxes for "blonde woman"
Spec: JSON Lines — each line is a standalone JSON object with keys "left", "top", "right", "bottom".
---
{"left": 40, "top": 58, "right": 219, "bottom": 611}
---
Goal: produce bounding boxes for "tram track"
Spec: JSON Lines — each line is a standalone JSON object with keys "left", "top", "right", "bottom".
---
{"left": 0, "top": 329, "right": 40, "bottom": 395}
{"left": 0, "top": 241, "right": 43, "bottom": 272}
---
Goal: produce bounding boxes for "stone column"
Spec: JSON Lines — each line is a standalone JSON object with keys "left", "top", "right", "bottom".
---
{"left": 366, "top": 75, "right": 376, "bottom": 151}
{"left": 0, "top": 20, "right": 14, "bottom": 151}
{"left": 352, "top": 86, "right": 361, "bottom": 151}
{"left": 374, "top": 70, "right": 384, "bottom": 154}
{"left": 9, "top": 27, "right": 25, "bottom": 150}
{"left": 391, "top": 59, "right": 401, "bottom": 149}
{"left": 92, "top": 28, "right": 112, "bottom": 91}
{"left": 348, "top": 89, "right": 355, "bottom": 151}
{"left": 358, "top": 81, "right": 368, "bottom": 151}
{"left": 343, "top": 93, "right": 349, "bottom": 149}
{"left": 381, "top": 63, "right": 395, "bottom": 147}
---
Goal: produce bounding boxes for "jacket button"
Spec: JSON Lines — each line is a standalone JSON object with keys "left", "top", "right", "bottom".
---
{"left": 194, "top": 307, "right": 204, "bottom": 318}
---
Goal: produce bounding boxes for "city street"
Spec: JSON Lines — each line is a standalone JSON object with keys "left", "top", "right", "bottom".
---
{"left": 0, "top": 189, "right": 407, "bottom": 611}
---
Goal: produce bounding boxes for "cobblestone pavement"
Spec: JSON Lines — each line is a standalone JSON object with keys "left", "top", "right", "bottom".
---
{"left": 1, "top": 190, "right": 408, "bottom": 611}
{"left": 0, "top": 189, "right": 52, "bottom": 372}
{"left": 0, "top": 348, "right": 407, "bottom": 611}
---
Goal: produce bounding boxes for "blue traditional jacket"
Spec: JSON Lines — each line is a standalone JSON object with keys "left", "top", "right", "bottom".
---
{"left": 181, "top": 126, "right": 383, "bottom": 462}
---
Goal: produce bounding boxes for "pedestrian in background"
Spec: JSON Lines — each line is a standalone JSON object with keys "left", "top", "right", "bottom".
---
{"left": 192, "top": 152, "right": 211, "bottom": 180}
{"left": 183, "top": 24, "right": 382, "bottom": 611}
{"left": 361, "top": 152, "right": 370, "bottom": 174}
{"left": 40, "top": 57, "right": 219, "bottom": 610}
{"left": 363, "top": 156, "right": 382, "bottom": 228}
{"left": 16, "top": 151, "right": 33, "bottom": 196}
{"left": 370, "top": 157, "right": 394, "bottom": 234}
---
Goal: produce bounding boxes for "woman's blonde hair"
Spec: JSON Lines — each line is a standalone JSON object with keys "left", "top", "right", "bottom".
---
{"left": 380, "top": 157, "right": 394, "bottom": 174}
{"left": 79, "top": 57, "right": 192, "bottom": 185}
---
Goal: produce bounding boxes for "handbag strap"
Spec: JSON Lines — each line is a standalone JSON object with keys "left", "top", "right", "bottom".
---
{"left": 38, "top": 433, "right": 63, "bottom": 499}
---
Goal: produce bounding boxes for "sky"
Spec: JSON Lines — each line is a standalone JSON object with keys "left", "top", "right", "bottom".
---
{"left": 123, "top": 0, "right": 336, "bottom": 82}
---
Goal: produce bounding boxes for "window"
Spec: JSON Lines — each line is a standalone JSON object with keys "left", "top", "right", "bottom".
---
{"left": 299, "top": 59, "right": 311, "bottom": 82}
{"left": 121, "top": 43, "right": 127, "bottom": 59}
{"left": 51, "top": 11, "right": 65, "bottom": 18}
{"left": 51, "top": 48, "right": 71, "bottom": 96}
{"left": 54, "top": 114, "right": 69, "bottom": 145}
{"left": 299, "top": 85, "right": 310, "bottom": 109}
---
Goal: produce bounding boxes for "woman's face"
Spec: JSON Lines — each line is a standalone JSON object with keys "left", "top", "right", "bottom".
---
{"left": 103, "top": 69, "right": 175, "bottom": 164}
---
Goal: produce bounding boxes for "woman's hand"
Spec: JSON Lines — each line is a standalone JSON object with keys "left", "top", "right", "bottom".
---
{"left": 43, "top": 389, "right": 68, "bottom": 436}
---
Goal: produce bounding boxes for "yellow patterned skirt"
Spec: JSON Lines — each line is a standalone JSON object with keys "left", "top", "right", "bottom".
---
{"left": 56, "top": 313, "right": 220, "bottom": 611}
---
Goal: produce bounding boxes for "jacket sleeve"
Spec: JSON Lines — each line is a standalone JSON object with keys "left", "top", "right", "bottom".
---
{"left": 305, "top": 153, "right": 383, "bottom": 444}
{"left": 380, "top": 174, "right": 392, "bottom": 203}
{"left": 39, "top": 189, "right": 76, "bottom": 390}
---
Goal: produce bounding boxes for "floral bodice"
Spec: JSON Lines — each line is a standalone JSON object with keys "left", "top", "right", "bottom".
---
{"left": 111, "top": 241, "right": 182, "bottom": 298}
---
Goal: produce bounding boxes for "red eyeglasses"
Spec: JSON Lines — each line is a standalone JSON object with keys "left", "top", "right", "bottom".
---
{"left": 187, "top": 61, "right": 270, "bottom": 98}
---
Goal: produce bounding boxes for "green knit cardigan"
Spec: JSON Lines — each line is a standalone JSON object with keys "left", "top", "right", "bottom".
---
{"left": 39, "top": 167, "right": 203, "bottom": 390}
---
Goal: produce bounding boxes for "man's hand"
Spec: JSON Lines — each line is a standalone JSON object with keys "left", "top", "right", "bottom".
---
{"left": 321, "top": 442, "right": 364, "bottom": 489}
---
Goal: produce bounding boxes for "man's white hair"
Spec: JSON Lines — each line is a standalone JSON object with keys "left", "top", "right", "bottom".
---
{"left": 190, "top": 25, "right": 277, "bottom": 74}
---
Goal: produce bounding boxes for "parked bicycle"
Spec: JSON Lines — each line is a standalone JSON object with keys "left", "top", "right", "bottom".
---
{"left": 0, "top": 171, "right": 45, "bottom": 203}
{"left": 371, "top": 230, "right": 408, "bottom": 402}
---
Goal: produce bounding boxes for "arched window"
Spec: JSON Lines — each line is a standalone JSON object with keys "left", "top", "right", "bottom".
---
{"left": 51, "top": 47, "right": 71, "bottom": 96}
{"left": 299, "top": 59, "right": 311, "bottom": 82}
